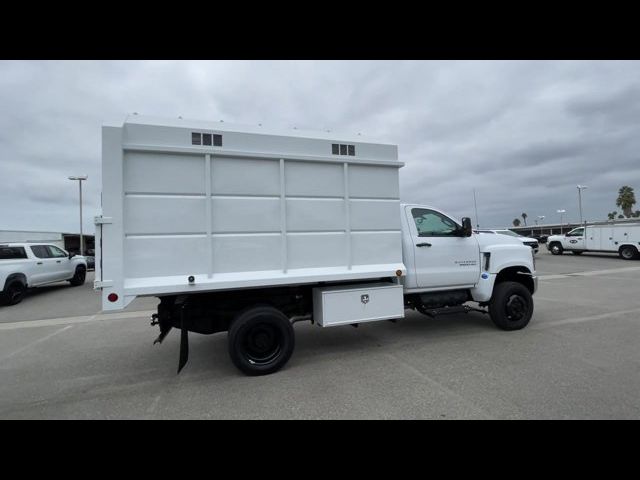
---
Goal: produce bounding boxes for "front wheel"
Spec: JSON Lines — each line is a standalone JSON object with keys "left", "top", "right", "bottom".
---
{"left": 549, "top": 242, "right": 563, "bottom": 255}
{"left": 68, "top": 266, "right": 86, "bottom": 286}
{"left": 228, "top": 305, "right": 295, "bottom": 376}
{"left": 489, "top": 281, "right": 533, "bottom": 331}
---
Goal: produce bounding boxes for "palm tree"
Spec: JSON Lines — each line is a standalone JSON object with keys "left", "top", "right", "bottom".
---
{"left": 513, "top": 218, "right": 521, "bottom": 226}
{"left": 616, "top": 186, "right": 636, "bottom": 218}
{"left": 521, "top": 212, "right": 528, "bottom": 226}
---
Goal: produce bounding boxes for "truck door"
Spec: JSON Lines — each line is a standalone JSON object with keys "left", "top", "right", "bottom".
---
{"left": 28, "top": 245, "right": 60, "bottom": 285}
{"left": 564, "top": 227, "right": 585, "bottom": 250}
{"left": 405, "top": 206, "right": 480, "bottom": 289}
{"left": 46, "top": 245, "right": 75, "bottom": 281}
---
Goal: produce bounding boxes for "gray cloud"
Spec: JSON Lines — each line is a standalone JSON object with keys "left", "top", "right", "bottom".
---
{"left": 1, "top": 60, "right": 640, "bottom": 234}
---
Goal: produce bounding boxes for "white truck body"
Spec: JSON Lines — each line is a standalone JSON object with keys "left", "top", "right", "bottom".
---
{"left": 547, "top": 223, "right": 640, "bottom": 259}
{"left": 98, "top": 115, "right": 404, "bottom": 311}
{"left": 97, "top": 115, "right": 537, "bottom": 375}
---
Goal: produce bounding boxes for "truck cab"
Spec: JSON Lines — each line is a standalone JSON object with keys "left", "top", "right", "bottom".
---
{"left": 547, "top": 227, "right": 585, "bottom": 254}
{"left": 400, "top": 204, "right": 536, "bottom": 319}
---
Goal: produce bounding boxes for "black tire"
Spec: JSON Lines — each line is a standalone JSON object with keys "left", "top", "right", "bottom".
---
{"left": 619, "top": 245, "right": 639, "bottom": 260}
{"left": 69, "top": 266, "right": 86, "bottom": 286}
{"left": 228, "top": 305, "right": 295, "bottom": 376}
{"left": 1, "top": 281, "right": 26, "bottom": 306}
{"left": 549, "top": 242, "right": 563, "bottom": 255}
{"left": 572, "top": 251, "right": 583, "bottom": 255}
{"left": 489, "top": 281, "right": 533, "bottom": 331}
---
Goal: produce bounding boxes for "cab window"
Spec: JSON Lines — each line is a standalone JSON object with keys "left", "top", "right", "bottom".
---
{"left": 47, "top": 246, "right": 68, "bottom": 258}
{"left": 567, "top": 228, "right": 584, "bottom": 237}
{"left": 411, "top": 208, "right": 459, "bottom": 237}
{"left": 30, "top": 245, "right": 51, "bottom": 258}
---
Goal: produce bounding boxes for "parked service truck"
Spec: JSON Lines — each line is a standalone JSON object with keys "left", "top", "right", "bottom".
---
{"left": 547, "top": 223, "right": 640, "bottom": 259}
{"left": 96, "top": 115, "right": 537, "bottom": 375}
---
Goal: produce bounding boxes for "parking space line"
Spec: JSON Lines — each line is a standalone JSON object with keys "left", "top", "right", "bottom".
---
{"left": 1, "top": 325, "right": 74, "bottom": 362}
{"left": 0, "top": 310, "right": 156, "bottom": 331}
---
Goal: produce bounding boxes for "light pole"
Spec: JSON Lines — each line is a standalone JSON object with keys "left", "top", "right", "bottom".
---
{"left": 537, "top": 216, "right": 545, "bottom": 236}
{"left": 577, "top": 185, "right": 588, "bottom": 227}
{"left": 69, "top": 175, "right": 88, "bottom": 255}
{"left": 557, "top": 209, "right": 566, "bottom": 234}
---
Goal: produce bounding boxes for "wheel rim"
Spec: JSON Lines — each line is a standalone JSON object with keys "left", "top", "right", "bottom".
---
{"left": 9, "top": 284, "right": 24, "bottom": 302}
{"left": 75, "top": 269, "right": 86, "bottom": 282}
{"left": 622, "top": 249, "right": 634, "bottom": 259}
{"left": 505, "top": 294, "right": 528, "bottom": 322}
{"left": 243, "top": 322, "right": 283, "bottom": 365}
{"left": 552, "top": 245, "right": 560, "bottom": 254}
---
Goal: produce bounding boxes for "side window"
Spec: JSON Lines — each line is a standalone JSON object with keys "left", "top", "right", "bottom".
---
{"left": 568, "top": 228, "right": 584, "bottom": 237}
{"left": 411, "top": 208, "right": 459, "bottom": 237}
{"left": 47, "top": 246, "right": 68, "bottom": 258}
{"left": 30, "top": 245, "right": 51, "bottom": 258}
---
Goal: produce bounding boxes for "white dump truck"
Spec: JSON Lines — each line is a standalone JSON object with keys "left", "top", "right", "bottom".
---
{"left": 96, "top": 115, "right": 537, "bottom": 375}
{"left": 547, "top": 223, "right": 640, "bottom": 259}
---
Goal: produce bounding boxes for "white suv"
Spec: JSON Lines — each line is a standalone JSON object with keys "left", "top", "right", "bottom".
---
{"left": 476, "top": 229, "right": 539, "bottom": 255}
{"left": 0, "top": 243, "right": 88, "bottom": 306}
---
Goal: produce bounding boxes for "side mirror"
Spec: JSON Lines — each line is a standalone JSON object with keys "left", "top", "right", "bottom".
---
{"left": 461, "top": 217, "right": 473, "bottom": 237}
{"left": 69, "top": 252, "right": 76, "bottom": 259}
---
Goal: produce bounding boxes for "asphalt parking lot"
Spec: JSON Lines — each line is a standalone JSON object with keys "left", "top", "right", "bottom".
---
{"left": 1, "top": 249, "right": 639, "bottom": 419}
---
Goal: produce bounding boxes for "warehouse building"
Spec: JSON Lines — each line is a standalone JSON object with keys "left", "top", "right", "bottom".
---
{"left": 0, "top": 230, "right": 95, "bottom": 255}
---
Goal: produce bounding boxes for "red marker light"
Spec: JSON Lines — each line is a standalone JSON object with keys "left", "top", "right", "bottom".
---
{"left": 108, "top": 293, "right": 119, "bottom": 303}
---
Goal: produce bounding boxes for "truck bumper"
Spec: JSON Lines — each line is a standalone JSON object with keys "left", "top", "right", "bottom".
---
{"left": 532, "top": 275, "right": 538, "bottom": 294}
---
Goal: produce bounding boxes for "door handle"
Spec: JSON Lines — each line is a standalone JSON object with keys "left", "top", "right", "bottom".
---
{"left": 37, "top": 262, "right": 43, "bottom": 265}
{"left": 416, "top": 242, "right": 432, "bottom": 247}
{"left": 56, "top": 260, "right": 61, "bottom": 263}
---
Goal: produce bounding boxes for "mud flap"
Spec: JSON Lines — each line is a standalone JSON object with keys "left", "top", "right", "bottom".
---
{"left": 177, "top": 306, "right": 189, "bottom": 374}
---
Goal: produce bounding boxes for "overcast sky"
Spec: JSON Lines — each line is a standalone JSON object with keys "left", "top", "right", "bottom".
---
{"left": 1, "top": 60, "right": 639, "bottom": 234}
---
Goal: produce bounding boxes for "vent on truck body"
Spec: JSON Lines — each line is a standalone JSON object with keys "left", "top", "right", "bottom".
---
{"left": 332, "top": 143, "right": 355, "bottom": 156}
{"left": 192, "top": 132, "right": 222, "bottom": 146}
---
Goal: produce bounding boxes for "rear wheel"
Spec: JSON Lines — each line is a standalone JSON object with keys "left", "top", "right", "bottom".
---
{"left": 69, "top": 266, "right": 86, "bottom": 286}
{"left": 619, "top": 246, "right": 639, "bottom": 260}
{"left": 489, "top": 281, "right": 533, "bottom": 331}
{"left": 228, "top": 305, "right": 295, "bottom": 376}
{"left": 549, "top": 242, "right": 563, "bottom": 255}
{"left": 1, "top": 281, "right": 26, "bottom": 306}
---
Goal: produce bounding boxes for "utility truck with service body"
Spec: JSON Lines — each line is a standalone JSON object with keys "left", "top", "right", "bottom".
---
{"left": 96, "top": 116, "right": 537, "bottom": 375}
{"left": 547, "top": 223, "right": 640, "bottom": 259}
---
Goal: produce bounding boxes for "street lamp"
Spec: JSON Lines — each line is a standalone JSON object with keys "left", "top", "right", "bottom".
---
{"left": 68, "top": 175, "right": 88, "bottom": 256}
{"left": 537, "top": 216, "right": 545, "bottom": 236}
{"left": 577, "top": 185, "right": 588, "bottom": 227}
{"left": 557, "top": 209, "right": 566, "bottom": 234}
